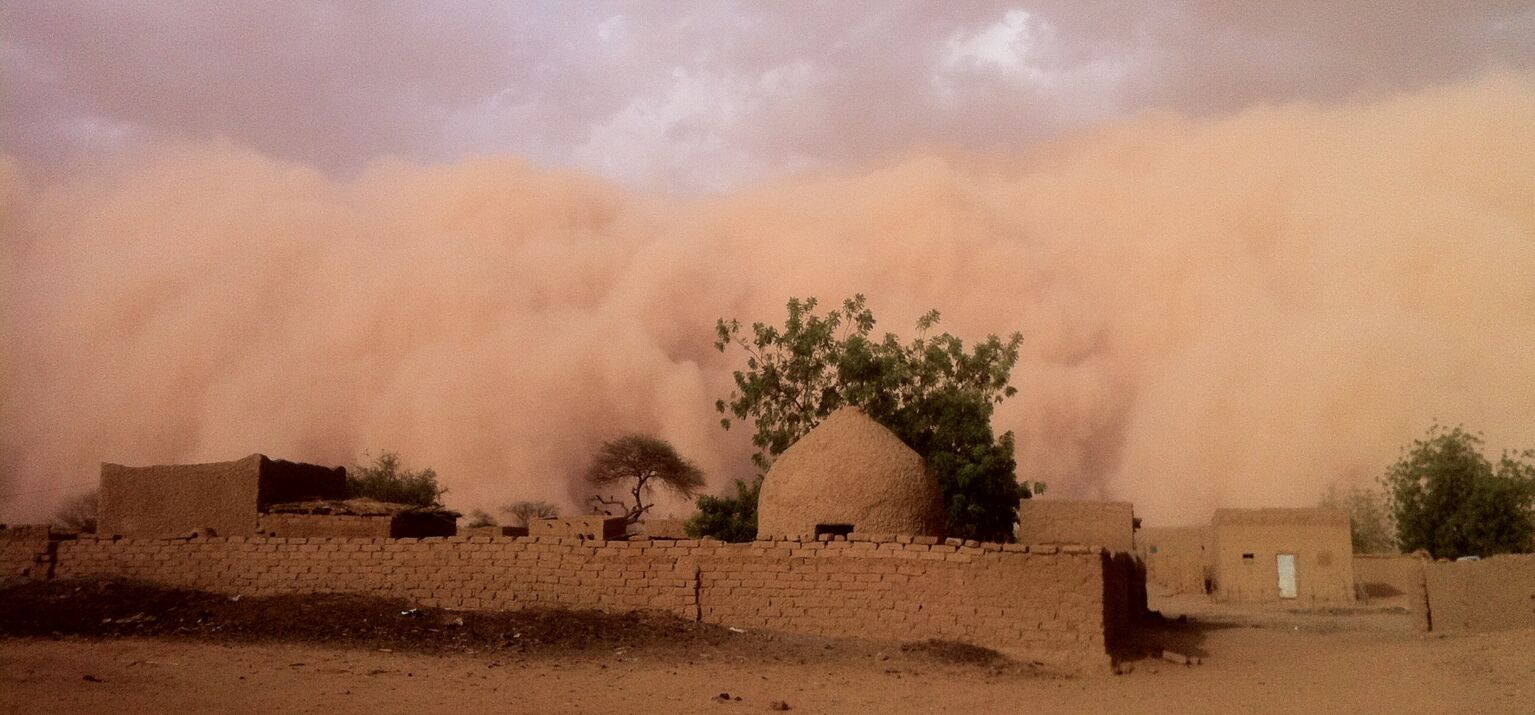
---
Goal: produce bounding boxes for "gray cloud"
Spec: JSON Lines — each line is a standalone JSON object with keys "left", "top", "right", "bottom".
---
{"left": 4, "top": 2, "right": 1532, "bottom": 190}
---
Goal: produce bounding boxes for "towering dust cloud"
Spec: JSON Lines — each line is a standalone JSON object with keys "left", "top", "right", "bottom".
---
{"left": 2, "top": 77, "right": 1533, "bottom": 525}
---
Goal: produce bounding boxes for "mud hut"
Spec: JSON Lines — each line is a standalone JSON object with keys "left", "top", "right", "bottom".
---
{"left": 1211, "top": 507, "right": 1354, "bottom": 604}
{"left": 756, "top": 407, "right": 944, "bottom": 539}
{"left": 99, "top": 454, "right": 346, "bottom": 538}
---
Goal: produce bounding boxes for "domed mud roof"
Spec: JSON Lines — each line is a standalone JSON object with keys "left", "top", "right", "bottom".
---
{"left": 757, "top": 407, "right": 944, "bottom": 538}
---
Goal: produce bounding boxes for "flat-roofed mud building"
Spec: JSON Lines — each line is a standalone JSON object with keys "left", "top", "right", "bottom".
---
{"left": 1211, "top": 508, "right": 1354, "bottom": 604}
{"left": 100, "top": 454, "right": 347, "bottom": 538}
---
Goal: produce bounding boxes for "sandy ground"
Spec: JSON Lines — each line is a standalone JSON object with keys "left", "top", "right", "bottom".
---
{"left": 2, "top": 596, "right": 1531, "bottom": 714}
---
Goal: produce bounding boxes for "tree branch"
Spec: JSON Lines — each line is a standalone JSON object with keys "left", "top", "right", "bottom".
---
{"left": 588, "top": 494, "right": 627, "bottom": 515}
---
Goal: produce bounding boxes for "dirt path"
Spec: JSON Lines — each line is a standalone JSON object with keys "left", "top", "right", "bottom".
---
{"left": 2, "top": 584, "right": 1531, "bottom": 713}
{"left": 4, "top": 621, "right": 1531, "bottom": 714}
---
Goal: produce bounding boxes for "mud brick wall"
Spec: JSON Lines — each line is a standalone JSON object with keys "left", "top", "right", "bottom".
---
{"left": 99, "top": 454, "right": 345, "bottom": 538}
{"left": 1135, "top": 526, "right": 1211, "bottom": 596}
{"left": 254, "top": 458, "right": 347, "bottom": 505}
{"left": 1353, "top": 555, "right": 1430, "bottom": 630}
{"left": 49, "top": 535, "right": 1130, "bottom": 673}
{"left": 637, "top": 519, "right": 687, "bottom": 539}
{"left": 1423, "top": 554, "right": 1535, "bottom": 633}
{"left": 100, "top": 456, "right": 265, "bottom": 538}
{"left": 529, "top": 517, "right": 626, "bottom": 541}
{"left": 54, "top": 536, "right": 696, "bottom": 616}
{"left": 0, "top": 526, "right": 57, "bottom": 586}
{"left": 1353, "top": 554, "right": 1424, "bottom": 600}
{"left": 691, "top": 539, "right": 1117, "bottom": 671}
{"left": 1015, "top": 501, "right": 1135, "bottom": 553}
{"left": 1100, "top": 551, "right": 1148, "bottom": 647}
{"left": 257, "top": 514, "right": 395, "bottom": 539}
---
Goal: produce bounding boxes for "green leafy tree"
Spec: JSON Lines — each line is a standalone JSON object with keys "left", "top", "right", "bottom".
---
{"left": 347, "top": 451, "right": 446, "bottom": 508}
{"left": 713, "top": 295, "right": 1041, "bottom": 542}
{"left": 1381, "top": 425, "right": 1535, "bottom": 559}
{"left": 52, "top": 490, "right": 99, "bottom": 533}
{"left": 1320, "top": 484, "right": 1396, "bottom": 554}
{"left": 586, "top": 435, "right": 706, "bottom": 525}
{"left": 501, "top": 500, "right": 560, "bottom": 527}
{"left": 685, "top": 476, "right": 761, "bottom": 542}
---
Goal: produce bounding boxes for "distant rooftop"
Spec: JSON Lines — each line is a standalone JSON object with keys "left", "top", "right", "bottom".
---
{"left": 1212, "top": 507, "right": 1349, "bottom": 526}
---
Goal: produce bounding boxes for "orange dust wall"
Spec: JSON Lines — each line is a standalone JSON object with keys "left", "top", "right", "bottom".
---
{"left": 1135, "top": 526, "right": 1211, "bottom": 595}
{"left": 1210, "top": 509, "right": 1354, "bottom": 604}
{"left": 1423, "top": 554, "right": 1535, "bottom": 633}
{"left": 1015, "top": 501, "right": 1135, "bottom": 553}
{"left": 51, "top": 534, "right": 1128, "bottom": 673}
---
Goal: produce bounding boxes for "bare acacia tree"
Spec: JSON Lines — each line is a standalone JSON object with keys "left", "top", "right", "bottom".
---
{"left": 501, "top": 500, "right": 560, "bottom": 527}
{"left": 585, "top": 435, "right": 705, "bottom": 525}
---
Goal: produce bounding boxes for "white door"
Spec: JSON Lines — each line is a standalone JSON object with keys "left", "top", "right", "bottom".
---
{"left": 1276, "top": 553, "right": 1298, "bottom": 599}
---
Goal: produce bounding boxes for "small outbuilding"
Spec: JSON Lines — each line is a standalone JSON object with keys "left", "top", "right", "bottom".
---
{"left": 756, "top": 407, "right": 944, "bottom": 539}
{"left": 1211, "top": 508, "right": 1354, "bottom": 604}
{"left": 99, "top": 454, "right": 347, "bottom": 538}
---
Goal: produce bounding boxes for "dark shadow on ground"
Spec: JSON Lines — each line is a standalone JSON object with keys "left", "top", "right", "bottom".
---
{"left": 1127, "top": 612, "right": 1241, "bottom": 660}
{"left": 0, "top": 578, "right": 1064, "bottom": 677}
{"left": 1106, "top": 610, "right": 1245, "bottom": 669}
{"left": 1358, "top": 582, "right": 1404, "bottom": 598}
{"left": 1102, "top": 552, "right": 1236, "bottom": 665}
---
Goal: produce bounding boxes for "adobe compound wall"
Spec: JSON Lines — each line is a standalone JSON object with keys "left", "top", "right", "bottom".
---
{"left": 258, "top": 513, "right": 395, "bottom": 539}
{"left": 1015, "top": 500, "right": 1135, "bottom": 553}
{"left": 1422, "top": 554, "right": 1535, "bottom": 633}
{"left": 99, "top": 454, "right": 346, "bottom": 538}
{"left": 48, "top": 533, "right": 1133, "bottom": 673}
{"left": 1, "top": 526, "right": 56, "bottom": 586}
{"left": 1135, "top": 526, "right": 1210, "bottom": 595}
{"left": 1353, "top": 554, "right": 1430, "bottom": 631}
{"left": 1353, "top": 555, "right": 1425, "bottom": 601}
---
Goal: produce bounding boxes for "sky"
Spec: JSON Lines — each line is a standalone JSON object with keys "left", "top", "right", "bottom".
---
{"left": 5, "top": 1, "right": 1534, "bottom": 191}
{"left": 2, "top": 2, "right": 1534, "bottom": 525}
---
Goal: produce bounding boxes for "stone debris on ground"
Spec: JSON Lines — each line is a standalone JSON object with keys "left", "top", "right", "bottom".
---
{"left": 1160, "top": 651, "right": 1202, "bottom": 666}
